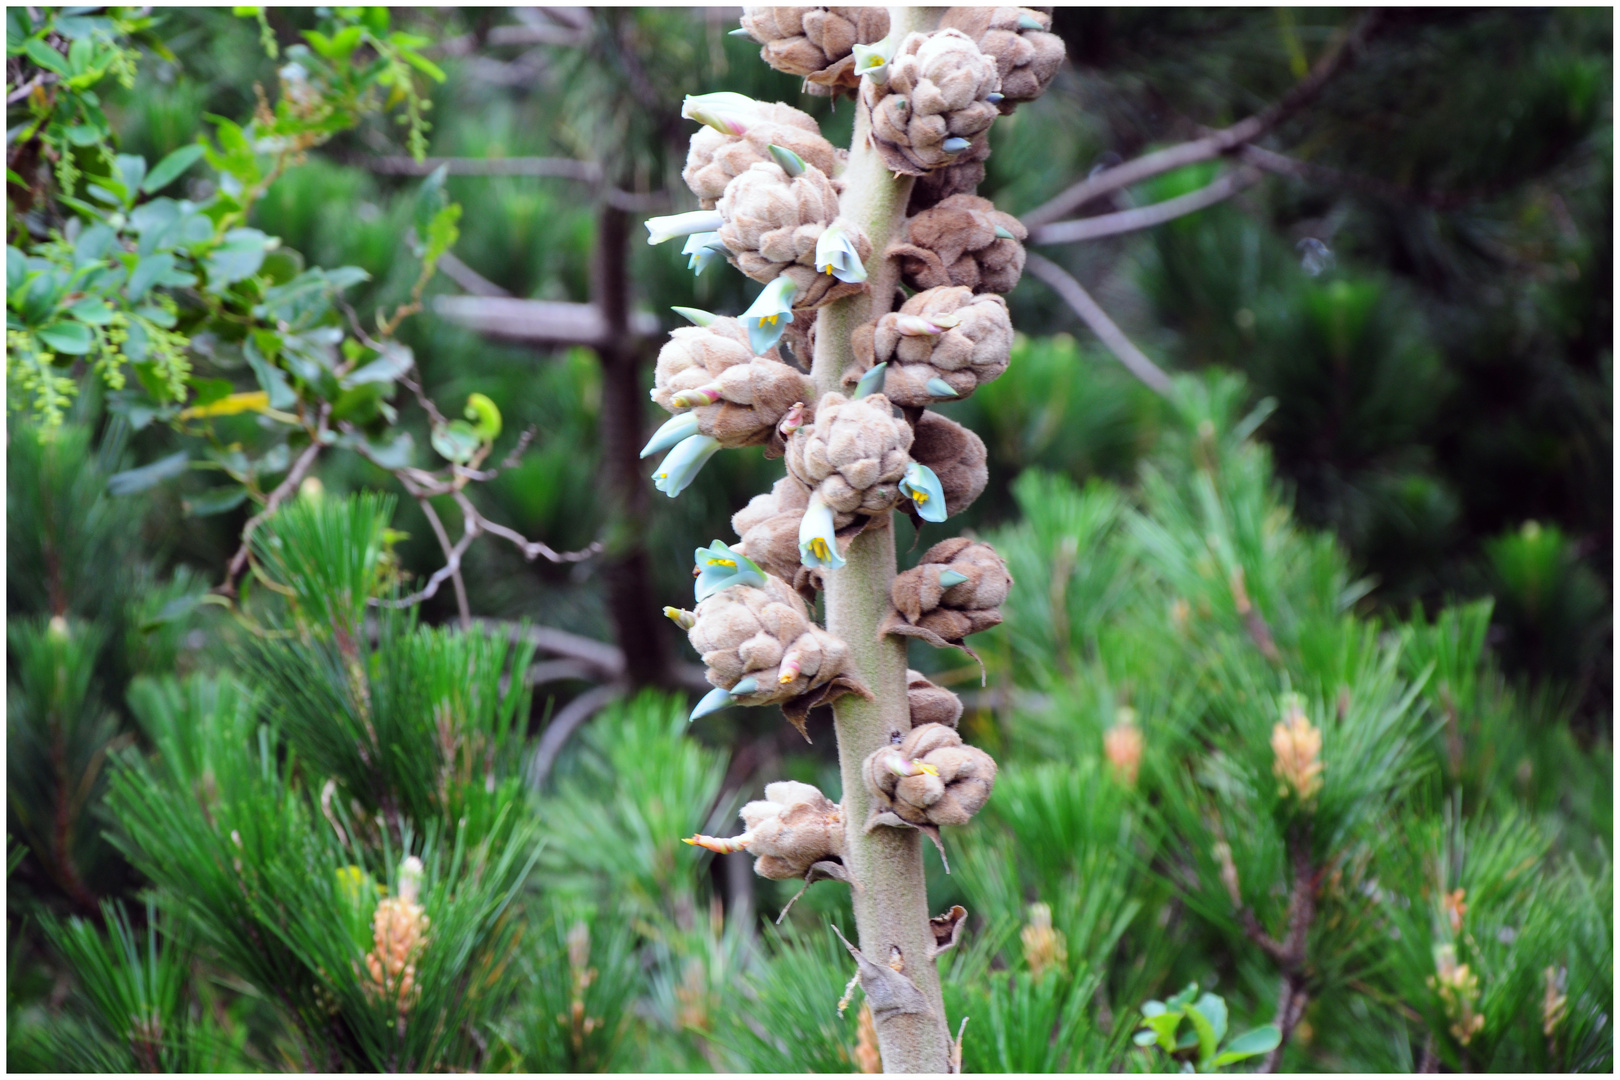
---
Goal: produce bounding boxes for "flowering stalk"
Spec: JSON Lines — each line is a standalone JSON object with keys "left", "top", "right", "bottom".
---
{"left": 809, "top": 8, "right": 954, "bottom": 1071}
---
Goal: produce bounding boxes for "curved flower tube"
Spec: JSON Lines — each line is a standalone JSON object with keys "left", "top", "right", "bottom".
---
{"left": 815, "top": 222, "right": 869, "bottom": 284}
{"left": 682, "top": 91, "right": 763, "bottom": 135}
{"left": 798, "top": 491, "right": 847, "bottom": 570}
{"left": 852, "top": 362, "right": 887, "bottom": 399}
{"left": 682, "top": 230, "right": 730, "bottom": 275}
{"left": 900, "top": 461, "right": 948, "bottom": 523}
{"left": 641, "top": 412, "right": 702, "bottom": 459}
{"left": 653, "top": 433, "right": 722, "bottom": 498}
{"left": 646, "top": 210, "right": 725, "bottom": 246}
{"left": 693, "top": 539, "right": 768, "bottom": 602}
{"left": 740, "top": 276, "right": 798, "bottom": 355}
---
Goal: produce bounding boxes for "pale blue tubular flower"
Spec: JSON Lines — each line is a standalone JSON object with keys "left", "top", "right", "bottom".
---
{"left": 671, "top": 306, "right": 719, "bottom": 327}
{"left": 851, "top": 36, "right": 893, "bottom": 83}
{"left": 690, "top": 685, "right": 736, "bottom": 721}
{"left": 941, "top": 137, "right": 972, "bottom": 155}
{"left": 647, "top": 210, "right": 725, "bottom": 246}
{"left": 938, "top": 568, "right": 970, "bottom": 587}
{"left": 652, "top": 433, "right": 722, "bottom": 497}
{"left": 681, "top": 230, "right": 730, "bottom": 275}
{"left": 814, "top": 222, "right": 868, "bottom": 284}
{"left": 641, "top": 413, "right": 701, "bottom": 459}
{"left": 768, "top": 144, "right": 807, "bottom": 178}
{"left": 925, "top": 377, "right": 960, "bottom": 399}
{"left": 740, "top": 276, "right": 798, "bottom": 355}
{"left": 798, "top": 491, "right": 846, "bottom": 570}
{"left": 900, "top": 461, "right": 948, "bottom": 523}
{"left": 852, "top": 362, "right": 888, "bottom": 399}
{"left": 682, "top": 91, "right": 762, "bottom": 136}
{"left": 693, "top": 540, "right": 767, "bottom": 602}
{"left": 1017, "top": 13, "right": 1045, "bottom": 30}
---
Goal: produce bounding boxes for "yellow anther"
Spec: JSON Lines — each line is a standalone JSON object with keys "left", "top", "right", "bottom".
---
{"left": 705, "top": 557, "right": 736, "bottom": 568}
{"left": 915, "top": 762, "right": 940, "bottom": 777}
{"left": 809, "top": 537, "right": 830, "bottom": 561}
{"left": 912, "top": 490, "right": 929, "bottom": 504}
{"left": 762, "top": 314, "right": 778, "bottom": 326}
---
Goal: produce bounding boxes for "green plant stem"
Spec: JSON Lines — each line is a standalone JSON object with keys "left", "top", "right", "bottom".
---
{"left": 811, "top": 7, "right": 951, "bottom": 1072}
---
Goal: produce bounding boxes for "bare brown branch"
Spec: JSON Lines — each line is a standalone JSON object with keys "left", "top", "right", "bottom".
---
{"left": 1029, "top": 168, "right": 1261, "bottom": 246}
{"left": 1023, "top": 254, "right": 1174, "bottom": 397}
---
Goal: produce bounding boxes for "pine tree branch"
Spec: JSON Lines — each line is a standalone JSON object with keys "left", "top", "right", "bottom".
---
{"left": 1023, "top": 254, "right": 1174, "bottom": 397}
{"left": 1021, "top": 9, "right": 1386, "bottom": 229}
{"left": 218, "top": 405, "right": 331, "bottom": 597}
{"left": 1027, "top": 167, "right": 1261, "bottom": 246}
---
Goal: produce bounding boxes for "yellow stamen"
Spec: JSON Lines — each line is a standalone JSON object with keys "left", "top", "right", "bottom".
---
{"left": 915, "top": 762, "right": 940, "bottom": 777}
{"left": 912, "top": 490, "right": 928, "bottom": 504}
{"left": 762, "top": 314, "right": 778, "bottom": 326}
{"left": 779, "top": 672, "right": 795, "bottom": 683}
{"left": 809, "top": 536, "right": 830, "bottom": 561}
{"left": 705, "top": 557, "right": 736, "bottom": 567}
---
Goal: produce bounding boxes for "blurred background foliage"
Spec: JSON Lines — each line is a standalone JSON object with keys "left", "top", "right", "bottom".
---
{"left": 7, "top": 5, "right": 1611, "bottom": 1073}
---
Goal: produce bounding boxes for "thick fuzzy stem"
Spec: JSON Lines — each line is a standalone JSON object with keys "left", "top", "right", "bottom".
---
{"left": 813, "top": 8, "right": 951, "bottom": 1072}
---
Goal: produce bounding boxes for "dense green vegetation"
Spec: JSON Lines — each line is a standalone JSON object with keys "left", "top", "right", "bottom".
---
{"left": 8, "top": 7, "right": 1610, "bottom": 1073}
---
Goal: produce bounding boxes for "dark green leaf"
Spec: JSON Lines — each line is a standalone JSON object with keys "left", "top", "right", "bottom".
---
{"left": 126, "top": 252, "right": 174, "bottom": 302}
{"left": 343, "top": 343, "right": 412, "bottom": 387}
{"left": 37, "top": 320, "right": 93, "bottom": 354}
{"left": 204, "top": 228, "right": 269, "bottom": 288}
{"left": 244, "top": 337, "right": 297, "bottom": 409}
{"left": 73, "top": 222, "right": 117, "bottom": 267}
{"left": 141, "top": 144, "right": 206, "bottom": 193}
{"left": 183, "top": 486, "right": 250, "bottom": 517}
{"left": 67, "top": 297, "right": 114, "bottom": 325}
{"left": 24, "top": 38, "right": 69, "bottom": 75}
{"left": 363, "top": 430, "right": 414, "bottom": 470}
{"left": 1213, "top": 1027, "right": 1281, "bottom": 1067}
{"left": 114, "top": 154, "right": 147, "bottom": 195}
{"left": 108, "top": 451, "right": 190, "bottom": 496}
{"left": 7, "top": 247, "right": 26, "bottom": 294}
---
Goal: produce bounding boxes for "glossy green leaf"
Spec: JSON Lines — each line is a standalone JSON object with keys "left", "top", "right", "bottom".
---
{"left": 204, "top": 228, "right": 270, "bottom": 288}
{"left": 141, "top": 144, "right": 206, "bottom": 193}
{"left": 38, "top": 320, "right": 94, "bottom": 354}
{"left": 126, "top": 252, "right": 174, "bottom": 302}
{"left": 1213, "top": 1026, "right": 1281, "bottom": 1067}
{"left": 24, "top": 37, "right": 70, "bottom": 75}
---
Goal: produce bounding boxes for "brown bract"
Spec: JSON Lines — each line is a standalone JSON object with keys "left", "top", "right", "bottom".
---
{"left": 683, "top": 101, "right": 843, "bottom": 208}
{"left": 740, "top": 6, "right": 890, "bottom": 96}
{"left": 907, "top": 668, "right": 964, "bottom": 729}
{"left": 653, "top": 318, "right": 813, "bottom": 456}
{"left": 864, "top": 29, "right": 1001, "bottom": 175}
{"left": 687, "top": 574, "right": 869, "bottom": 738}
{"left": 851, "top": 286, "right": 1012, "bottom": 407}
{"left": 905, "top": 411, "right": 987, "bottom": 519}
{"left": 885, "top": 537, "right": 1012, "bottom": 651}
{"left": 784, "top": 392, "right": 914, "bottom": 516}
{"left": 737, "top": 780, "right": 846, "bottom": 879}
{"left": 940, "top": 6, "right": 1066, "bottom": 112}
{"left": 907, "top": 131, "right": 990, "bottom": 213}
{"left": 895, "top": 194, "right": 1026, "bottom": 294}
{"left": 863, "top": 723, "right": 997, "bottom": 827}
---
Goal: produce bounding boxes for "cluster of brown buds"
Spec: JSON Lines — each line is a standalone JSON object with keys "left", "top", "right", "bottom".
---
{"left": 646, "top": 9, "right": 1063, "bottom": 912}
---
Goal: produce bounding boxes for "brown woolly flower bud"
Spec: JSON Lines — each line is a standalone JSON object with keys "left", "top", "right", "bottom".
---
{"left": 733, "top": 476, "right": 814, "bottom": 592}
{"left": 683, "top": 101, "right": 843, "bottom": 208}
{"left": 906, "top": 411, "right": 987, "bottom": 518}
{"left": 863, "top": 722, "right": 997, "bottom": 827}
{"left": 1272, "top": 694, "right": 1324, "bottom": 803}
{"left": 885, "top": 537, "right": 1012, "bottom": 651}
{"left": 652, "top": 318, "right": 813, "bottom": 456}
{"left": 363, "top": 856, "right": 429, "bottom": 1014}
{"left": 864, "top": 29, "right": 1002, "bottom": 175}
{"left": 686, "top": 779, "right": 845, "bottom": 880}
{"left": 716, "top": 163, "right": 871, "bottom": 309}
{"left": 687, "top": 574, "right": 869, "bottom": 737}
{"left": 940, "top": 7, "right": 1066, "bottom": 112}
{"left": 907, "top": 668, "right": 964, "bottom": 729}
{"left": 739, "top": 6, "right": 891, "bottom": 96}
{"left": 1104, "top": 706, "right": 1144, "bottom": 785}
{"left": 853, "top": 287, "right": 1012, "bottom": 407}
{"left": 895, "top": 194, "right": 1027, "bottom": 294}
{"left": 907, "top": 131, "right": 990, "bottom": 213}
{"left": 784, "top": 392, "right": 914, "bottom": 517}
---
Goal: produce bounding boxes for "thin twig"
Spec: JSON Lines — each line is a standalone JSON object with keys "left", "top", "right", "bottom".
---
{"left": 453, "top": 489, "right": 602, "bottom": 565}
{"left": 218, "top": 406, "right": 331, "bottom": 596}
{"left": 435, "top": 249, "right": 511, "bottom": 297}
{"left": 1023, "top": 254, "right": 1174, "bottom": 397}
{"left": 1029, "top": 168, "right": 1261, "bottom": 246}
{"left": 1021, "top": 10, "right": 1385, "bottom": 228}
{"left": 415, "top": 495, "right": 471, "bottom": 629}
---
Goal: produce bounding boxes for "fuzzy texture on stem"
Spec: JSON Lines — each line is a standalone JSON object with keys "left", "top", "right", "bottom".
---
{"left": 811, "top": 7, "right": 954, "bottom": 1072}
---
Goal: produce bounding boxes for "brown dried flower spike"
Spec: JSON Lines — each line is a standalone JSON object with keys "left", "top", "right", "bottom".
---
{"left": 863, "top": 722, "right": 998, "bottom": 827}
{"left": 885, "top": 537, "right": 1013, "bottom": 654}
{"left": 683, "top": 100, "right": 843, "bottom": 208}
{"left": 894, "top": 193, "right": 1027, "bottom": 295}
{"left": 853, "top": 286, "right": 1012, "bottom": 407}
{"left": 739, "top": 6, "right": 891, "bottom": 96}
{"left": 784, "top": 392, "right": 915, "bottom": 517}
{"left": 865, "top": 28, "right": 1002, "bottom": 175}
{"left": 940, "top": 7, "right": 1066, "bottom": 112}
{"left": 716, "top": 161, "right": 870, "bottom": 309}
{"left": 685, "top": 574, "right": 870, "bottom": 737}
{"left": 685, "top": 779, "right": 845, "bottom": 880}
{"left": 652, "top": 317, "right": 813, "bottom": 456}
